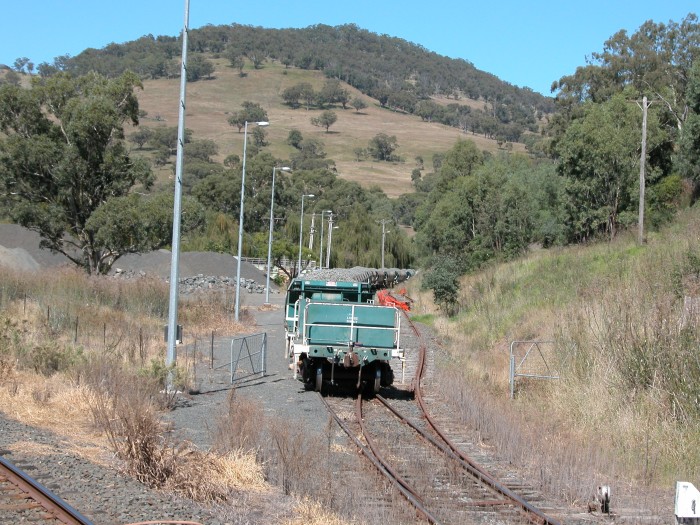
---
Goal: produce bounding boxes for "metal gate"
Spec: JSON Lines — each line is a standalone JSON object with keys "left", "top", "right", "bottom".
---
{"left": 509, "top": 340, "right": 560, "bottom": 399}
{"left": 227, "top": 332, "right": 267, "bottom": 383}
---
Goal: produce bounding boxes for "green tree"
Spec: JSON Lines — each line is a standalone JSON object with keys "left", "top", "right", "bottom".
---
{"left": 129, "top": 127, "right": 153, "bottom": 149}
{"left": 86, "top": 193, "right": 205, "bottom": 268}
{"left": 186, "top": 54, "right": 215, "bottom": 81}
{"left": 227, "top": 101, "right": 268, "bottom": 132}
{"left": 368, "top": 133, "right": 399, "bottom": 161}
{"left": 311, "top": 110, "right": 338, "bottom": 132}
{"left": 287, "top": 129, "right": 303, "bottom": 149}
{"left": 555, "top": 94, "right": 670, "bottom": 241}
{"left": 185, "top": 139, "right": 218, "bottom": 162}
{"left": 677, "top": 61, "right": 700, "bottom": 183}
{"left": 0, "top": 72, "right": 164, "bottom": 274}
{"left": 282, "top": 84, "right": 303, "bottom": 108}
{"left": 422, "top": 255, "right": 461, "bottom": 315}
{"left": 351, "top": 96, "right": 367, "bottom": 113}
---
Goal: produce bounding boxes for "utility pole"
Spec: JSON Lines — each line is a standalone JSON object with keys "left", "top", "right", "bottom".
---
{"left": 637, "top": 95, "right": 650, "bottom": 245}
{"left": 308, "top": 213, "right": 316, "bottom": 250}
{"left": 379, "top": 219, "right": 391, "bottom": 269}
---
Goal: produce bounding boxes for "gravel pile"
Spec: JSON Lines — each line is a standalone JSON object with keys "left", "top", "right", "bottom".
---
{"left": 113, "top": 270, "right": 272, "bottom": 295}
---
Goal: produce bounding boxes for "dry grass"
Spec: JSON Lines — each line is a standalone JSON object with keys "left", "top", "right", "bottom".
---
{"left": 406, "top": 210, "right": 700, "bottom": 512}
{"left": 281, "top": 498, "right": 357, "bottom": 525}
{"left": 136, "top": 58, "right": 522, "bottom": 197}
{"left": 0, "top": 267, "right": 277, "bottom": 507}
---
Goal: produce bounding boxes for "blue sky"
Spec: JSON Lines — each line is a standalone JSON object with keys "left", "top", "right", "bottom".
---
{"left": 1, "top": 1, "right": 697, "bottom": 96}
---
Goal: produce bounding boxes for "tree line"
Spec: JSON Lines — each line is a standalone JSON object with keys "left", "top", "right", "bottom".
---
{"left": 9, "top": 23, "right": 554, "bottom": 145}
{"left": 0, "top": 76, "right": 413, "bottom": 275}
{"left": 408, "top": 13, "right": 700, "bottom": 312}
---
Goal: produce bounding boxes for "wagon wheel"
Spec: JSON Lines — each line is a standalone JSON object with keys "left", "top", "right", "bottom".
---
{"left": 373, "top": 368, "right": 381, "bottom": 394}
{"left": 315, "top": 366, "right": 323, "bottom": 393}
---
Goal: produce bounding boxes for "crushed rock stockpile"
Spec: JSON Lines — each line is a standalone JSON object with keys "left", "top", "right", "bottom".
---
{"left": 0, "top": 224, "right": 276, "bottom": 295}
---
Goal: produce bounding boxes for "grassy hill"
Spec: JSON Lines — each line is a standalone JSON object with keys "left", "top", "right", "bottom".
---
{"left": 406, "top": 202, "right": 700, "bottom": 507}
{"left": 135, "top": 58, "right": 526, "bottom": 198}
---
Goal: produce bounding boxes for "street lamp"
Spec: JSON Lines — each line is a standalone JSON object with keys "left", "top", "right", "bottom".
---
{"left": 382, "top": 222, "right": 391, "bottom": 270}
{"left": 265, "top": 166, "right": 291, "bottom": 304}
{"left": 380, "top": 220, "right": 391, "bottom": 269}
{"left": 326, "top": 221, "right": 338, "bottom": 270}
{"left": 319, "top": 209, "right": 332, "bottom": 269}
{"left": 297, "top": 193, "right": 315, "bottom": 276}
{"left": 235, "top": 120, "right": 269, "bottom": 322}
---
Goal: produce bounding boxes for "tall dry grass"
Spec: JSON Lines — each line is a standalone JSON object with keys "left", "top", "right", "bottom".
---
{"left": 0, "top": 266, "right": 267, "bottom": 504}
{"left": 408, "top": 208, "right": 700, "bottom": 510}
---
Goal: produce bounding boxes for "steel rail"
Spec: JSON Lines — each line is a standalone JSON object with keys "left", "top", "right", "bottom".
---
{"left": 318, "top": 394, "right": 441, "bottom": 524}
{"left": 404, "top": 312, "right": 562, "bottom": 525}
{"left": 0, "top": 455, "right": 94, "bottom": 525}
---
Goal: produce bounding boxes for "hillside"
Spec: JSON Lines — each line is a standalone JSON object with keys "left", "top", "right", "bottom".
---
{"left": 135, "top": 57, "right": 526, "bottom": 198}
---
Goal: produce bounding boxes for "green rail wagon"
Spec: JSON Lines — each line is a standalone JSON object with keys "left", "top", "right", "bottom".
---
{"left": 285, "top": 277, "right": 404, "bottom": 393}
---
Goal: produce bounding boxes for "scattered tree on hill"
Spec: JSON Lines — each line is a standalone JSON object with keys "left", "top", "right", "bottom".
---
{"left": 287, "top": 129, "right": 303, "bottom": 148}
{"left": 311, "top": 110, "right": 338, "bottom": 132}
{"left": 351, "top": 96, "right": 367, "bottom": 113}
{"left": 368, "top": 133, "right": 399, "bottom": 161}
{"left": 13, "top": 57, "right": 33, "bottom": 74}
{"left": 282, "top": 84, "right": 304, "bottom": 108}
{"left": 0, "top": 71, "right": 198, "bottom": 274}
{"left": 129, "top": 128, "right": 154, "bottom": 149}
{"left": 186, "top": 54, "right": 214, "bottom": 81}
{"left": 227, "top": 101, "right": 268, "bottom": 132}
{"left": 252, "top": 126, "right": 268, "bottom": 147}
{"left": 318, "top": 79, "right": 350, "bottom": 108}
{"left": 185, "top": 139, "right": 218, "bottom": 162}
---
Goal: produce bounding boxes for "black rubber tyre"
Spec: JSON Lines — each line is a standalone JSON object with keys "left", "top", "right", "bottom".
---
{"left": 315, "top": 367, "right": 323, "bottom": 393}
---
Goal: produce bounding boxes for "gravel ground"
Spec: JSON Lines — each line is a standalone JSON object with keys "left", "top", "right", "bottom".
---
{"left": 0, "top": 225, "right": 300, "bottom": 524}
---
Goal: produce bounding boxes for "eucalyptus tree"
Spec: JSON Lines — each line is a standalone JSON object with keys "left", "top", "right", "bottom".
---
{"left": 0, "top": 71, "right": 196, "bottom": 274}
{"left": 311, "top": 110, "right": 338, "bottom": 132}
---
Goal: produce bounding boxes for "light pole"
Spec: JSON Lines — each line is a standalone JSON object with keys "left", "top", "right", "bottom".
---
{"left": 380, "top": 219, "right": 391, "bottom": 269}
{"left": 265, "top": 166, "right": 290, "bottom": 304}
{"left": 166, "top": 0, "right": 190, "bottom": 390}
{"left": 327, "top": 220, "right": 338, "bottom": 270}
{"left": 319, "top": 209, "right": 332, "bottom": 269}
{"left": 297, "top": 193, "right": 315, "bottom": 277}
{"left": 235, "top": 120, "right": 269, "bottom": 322}
{"left": 382, "top": 221, "right": 391, "bottom": 270}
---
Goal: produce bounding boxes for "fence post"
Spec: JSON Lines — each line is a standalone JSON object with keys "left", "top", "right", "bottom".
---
{"left": 74, "top": 316, "right": 79, "bottom": 344}
{"left": 509, "top": 341, "right": 515, "bottom": 399}
{"left": 261, "top": 332, "right": 267, "bottom": 377}
{"left": 210, "top": 331, "right": 214, "bottom": 369}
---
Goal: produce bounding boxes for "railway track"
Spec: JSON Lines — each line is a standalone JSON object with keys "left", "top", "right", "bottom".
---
{"left": 0, "top": 454, "right": 93, "bottom": 525}
{"left": 318, "top": 310, "right": 565, "bottom": 524}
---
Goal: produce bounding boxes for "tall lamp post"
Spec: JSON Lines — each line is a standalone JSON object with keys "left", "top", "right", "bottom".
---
{"left": 380, "top": 220, "right": 391, "bottom": 269}
{"left": 326, "top": 219, "right": 338, "bottom": 270}
{"left": 319, "top": 209, "right": 332, "bottom": 269}
{"left": 235, "top": 120, "right": 269, "bottom": 322}
{"left": 166, "top": 0, "right": 190, "bottom": 389}
{"left": 297, "top": 194, "right": 315, "bottom": 276}
{"left": 265, "top": 166, "right": 291, "bottom": 304}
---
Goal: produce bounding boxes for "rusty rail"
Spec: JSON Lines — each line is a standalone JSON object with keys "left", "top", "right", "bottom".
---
{"left": 0, "top": 455, "right": 94, "bottom": 525}
{"left": 404, "top": 312, "right": 561, "bottom": 525}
